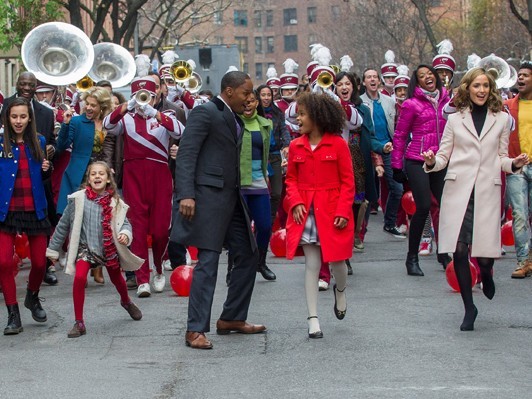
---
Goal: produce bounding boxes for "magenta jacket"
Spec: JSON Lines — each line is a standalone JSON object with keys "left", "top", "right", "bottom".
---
{"left": 391, "top": 86, "right": 450, "bottom": 169}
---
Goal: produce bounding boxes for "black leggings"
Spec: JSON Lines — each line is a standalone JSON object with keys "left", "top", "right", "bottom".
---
{"left": 405, "top": 160, "right": 447, "bottom": 255}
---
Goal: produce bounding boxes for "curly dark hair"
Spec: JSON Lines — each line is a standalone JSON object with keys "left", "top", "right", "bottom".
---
{"left": 296, "top": 92, "right": 345, "bottom": 135}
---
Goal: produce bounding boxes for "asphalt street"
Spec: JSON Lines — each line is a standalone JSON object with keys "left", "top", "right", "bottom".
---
{"left": 1, "top": 212, "right": 532, "bottom": 399}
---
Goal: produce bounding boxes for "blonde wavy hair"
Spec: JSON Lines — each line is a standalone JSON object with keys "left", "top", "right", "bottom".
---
{"left": 81, "top": 86, "right": 113, "bottom": 120}
{"left": 453, "top": 67, "right": 503, "bottom": 113}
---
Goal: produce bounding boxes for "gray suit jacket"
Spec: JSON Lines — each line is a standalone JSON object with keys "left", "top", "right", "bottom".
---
{"left": 170, "top": 97, "right": 256, "bottom": 252}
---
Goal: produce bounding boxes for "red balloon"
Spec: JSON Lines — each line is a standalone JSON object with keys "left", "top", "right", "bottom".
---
{"left": 501, "top": 221, "right": 514, "bottom": 246}
{"left": 270, "top": 229, "right": 287, "bottom": 257}
{"left": 401, "top": 191, "right": 416, "bottom": 216}
{"left": 170, "top": 265, "right": 194, "bottom": 296}
{"left": 445, "top": 260, "right": 478, "bottom": 292}
{"left": 187, "top": 246, "right": 198, "bottom": 261}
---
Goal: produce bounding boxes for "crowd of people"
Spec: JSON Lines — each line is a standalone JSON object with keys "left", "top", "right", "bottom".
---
{"left": 0, "top": 41, "right": 531, "bottom": 348}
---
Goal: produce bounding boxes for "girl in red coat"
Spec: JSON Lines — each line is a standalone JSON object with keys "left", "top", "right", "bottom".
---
{"left": 285, "top": 92, "right": 355, "bottom": 338}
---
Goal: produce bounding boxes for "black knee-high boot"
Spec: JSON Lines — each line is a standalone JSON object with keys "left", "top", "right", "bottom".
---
{"left": 454, "top": 243, "right": 477, "bottom": 331}
{"left": 477, "top": 257, "right": 495, "bottom": 300}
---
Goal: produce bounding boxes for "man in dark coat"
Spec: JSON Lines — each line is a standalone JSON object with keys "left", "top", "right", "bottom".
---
{"left": 170, "top": 71, "right": 266, "bottom": 349}
{"left": 1, "top": 72, "right": 58, "bottom": 285}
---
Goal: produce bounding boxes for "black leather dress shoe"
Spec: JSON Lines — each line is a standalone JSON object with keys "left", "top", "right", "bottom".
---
{"left": 43, "top": 269, "right": 58, "bottom": 285}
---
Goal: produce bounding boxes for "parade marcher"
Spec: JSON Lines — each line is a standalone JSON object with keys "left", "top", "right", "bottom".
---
{"left": 505, "top": 61, "right": 532, "bottom": 278}
{"left": 170, "top": 71, "right": 266, "bottom": 350}
{"left": 392, "top": 64, "right": 451, "bottom": 275}
{"left": 47, "top": 161, "right": 144, "bottom": 338}
{"left": 335, "top": 70, "right": 380, "bottom": 253}
{"left": 432, "top": 39, "right": 456, "bottom": 92}
{"left": 1, "top": 72, "right": 58, "bottom": 285}
{"left": 0, "top": 98, "right": 52, "bottom": 335}
{"left": 265, "top": 66, "right": 281, "bottom": 101}
{"left": 275, "top": 58, "right": 300, "bottom": 136}
{"left": 285, "top": 92, "right": 354, "bottom": 338}
{"left": 360, "top": 68, "right": 402, "bottom": 238}
{"left": 104, "top": 77, "right": 184, "bottom": 298}
{"left": 380, "top": 50, "right": 399, "bottom": 97}
{"left": 422, "top": 67, "right": 528, "bottom": 331}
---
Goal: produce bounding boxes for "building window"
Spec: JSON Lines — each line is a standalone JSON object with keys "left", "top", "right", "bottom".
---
{"left": 191, "top": 13, "right": 200, "bottom": 26}
{"left": 283, "top": 8, "right": 297, "bottom": 26}
{"left": 255, "top": 37, "right": 263, "bottom": 54}
{"left": 266, "top": 10, "right": 274, "bottom": 27}
{"left": 267, "top": 62, "right": 275, "bottom": 69}
{"left": 256, "top": 63, "right": 263, "bottom": 80}
{"left": 308, "top": 34, "right": 318, "bottom": 46}
{"left": 235, "top": 36, "right": 248, "bottom": 53}
{"left": 214, "top": 36, "right": 224, "bottom": 45}
{"left": 266, "top": 37, "right": 274, "bottom": 53}
{"left": 307, "top": 7, "right": 317, "bottom": 23}
{"left": 284, "top": 35, "right": 297, "bottom": 52}
{"left": 213, "top": 11, "right": 223, "bottom": 25}
{"left": 331, "top": 6, "right": 340, "bottom": 20}
{"left": 234, "top": 10, "right": 248, "bottom": 26}
{"left": 243, "top": 63, "right": 249, "bottom": 74}
{"left": 254, "top": 10, "right": 262, "bottom": 27}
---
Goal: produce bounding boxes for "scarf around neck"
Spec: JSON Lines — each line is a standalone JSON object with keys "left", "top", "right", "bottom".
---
{"left": 85, "top": 186, "right": 119, "bottom": 269}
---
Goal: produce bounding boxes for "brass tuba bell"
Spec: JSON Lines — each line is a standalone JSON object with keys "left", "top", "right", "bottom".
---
{"left": 21, "top": 22, "right": 94, "bottom": 86}
{"left": 170, "top": 60, "right": 193, "bottom": 83}
{"left": 76, "top": 75, "right": 95, "bottom": 92}
{"left": 317, "top": 70, "right": 334, "bottom": 89}
{"left": 89, "top": 43, "right": 136, "bottom": 88}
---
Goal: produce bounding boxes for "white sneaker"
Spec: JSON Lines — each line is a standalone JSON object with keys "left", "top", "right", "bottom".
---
{"left": 162, "top": 259, "right": 173, "bottom": 271}
{"left": 137, "top": 283, "right": 151, "bottom": 298}
{"left": 318, "top": 279, "right": 329, "bottom": 291}
{"left": 418, "top": 237, "right": 432, "bottom": 256}
{"left": 152, "top": 273, "right": 166, "bottom": 293}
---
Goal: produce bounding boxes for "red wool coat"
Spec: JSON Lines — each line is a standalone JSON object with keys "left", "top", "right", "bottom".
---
{"left": 285, "top": 133, "right": 355, "bottom": 262}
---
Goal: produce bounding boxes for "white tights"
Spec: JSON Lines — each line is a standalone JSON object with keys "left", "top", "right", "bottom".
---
{"left": 303, "top": 244, "right": 347, "bottom": 333}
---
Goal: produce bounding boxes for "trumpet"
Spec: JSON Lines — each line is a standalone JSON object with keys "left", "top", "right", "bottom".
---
{"left": 316, "top": 70, "right": 334, "bottom": 89}
{"left": 135, "top": 89, "right": 151, "bottom": 106}
{"left": 170, "top": 60, "right": 193, "bottom": 83}
{"left": 185, "top": 72, "right": 203, "bottom": 94}
{"left": 76, "top": 75, "right": 95, "bottom": 92}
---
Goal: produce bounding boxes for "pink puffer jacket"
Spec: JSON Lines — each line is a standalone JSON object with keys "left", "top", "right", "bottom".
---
{"left": 391, "top": 86, "right": 450, "bottom": 169}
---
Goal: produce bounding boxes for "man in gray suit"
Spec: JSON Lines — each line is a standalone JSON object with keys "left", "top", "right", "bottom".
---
{"left": 170, "top": 71, "right": 266, "bottom": 349}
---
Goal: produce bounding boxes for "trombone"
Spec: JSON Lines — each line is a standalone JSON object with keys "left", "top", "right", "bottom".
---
{"left": 170, "top": 60, "right": 193, "bottom": 83}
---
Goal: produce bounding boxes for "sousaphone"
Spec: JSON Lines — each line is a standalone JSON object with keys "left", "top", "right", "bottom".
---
{"left": 89, "top": 43, "right": 136, "bottom": 88}
{"left": 477, "top": 54, "right": 511, "bottom": 89}
{"left": 21, "top": 22, "right": 94, "bottom": 86}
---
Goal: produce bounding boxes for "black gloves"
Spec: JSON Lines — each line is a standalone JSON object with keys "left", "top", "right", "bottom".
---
{"left": 392, "top": 168, "right": 408, "bottom": 184}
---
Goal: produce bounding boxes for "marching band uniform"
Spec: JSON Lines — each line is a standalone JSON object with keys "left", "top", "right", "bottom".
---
{"left": 275, "top": 60, "right": 300, "bottom": 138}
{"left": 381, "top": 50, "right": 399, "bottom": 97}
{"left": 104, "top": 77, "right": 184, "bottom": 297}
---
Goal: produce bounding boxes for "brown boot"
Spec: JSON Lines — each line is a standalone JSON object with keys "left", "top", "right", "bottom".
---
{"left": 67, "top": 321, "right": 86, "bottom": 338}
{"left": 92, "top": 267, "right": 105, "bottom": 284}
{"left": 121, "top": 302, "right": 142, "bottom": 320}
{"left": 511, "top": 260, "right": 532, "bottom": 279}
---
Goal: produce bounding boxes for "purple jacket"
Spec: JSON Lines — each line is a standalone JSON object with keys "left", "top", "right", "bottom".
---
{"left": 391, "top": 86, "right": 450, "bottom": 169}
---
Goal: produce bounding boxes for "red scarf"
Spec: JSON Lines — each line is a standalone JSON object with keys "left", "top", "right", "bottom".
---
{"left": 85, "top": 187, "right": 120, "bottom": 269}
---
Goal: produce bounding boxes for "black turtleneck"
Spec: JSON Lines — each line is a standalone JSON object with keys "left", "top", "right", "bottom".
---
{"left": 471, "top": 102, "right": 488, "bottom": 136}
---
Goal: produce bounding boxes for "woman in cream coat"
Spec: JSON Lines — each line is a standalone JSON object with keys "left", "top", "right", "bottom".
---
{"left": 423, "top": 67, "right": 529, "bottom": 331}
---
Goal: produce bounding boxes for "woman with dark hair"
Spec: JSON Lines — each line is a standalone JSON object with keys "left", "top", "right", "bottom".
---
{"left": 335, "top": 71, "right": 381, "bottom": 251}
{"left": 256, "top": 84, "right": 291, "bottom": 225}
{"left": 391, "top": 64, "right": 451, "bottom": 276}
{"left": 0, "top": 98, "right": 52, "bottom": 334}
{"left": 423, "top": 67, "right": 528, "bottom": 330}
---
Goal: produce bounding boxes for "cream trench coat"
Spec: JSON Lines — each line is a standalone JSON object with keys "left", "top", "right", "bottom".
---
{"left": 424, "top": 110, "right": 515, "bottom": 258}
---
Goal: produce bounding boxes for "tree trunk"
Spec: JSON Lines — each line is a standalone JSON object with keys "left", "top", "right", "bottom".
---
{"left": 68, "top": 0, "right": 84, "bottom": 30}
{"left": 410, "top": 0, "right": 439, "bottom": 53}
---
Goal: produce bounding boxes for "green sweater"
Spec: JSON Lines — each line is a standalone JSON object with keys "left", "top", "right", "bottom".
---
{"left": 239, "top": 111, "right": 272, "bottom": 186}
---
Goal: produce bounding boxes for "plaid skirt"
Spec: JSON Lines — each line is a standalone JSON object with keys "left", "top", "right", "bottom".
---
{"left": 0, "top": 211, "right": 51, "bottom": 236}
{"left": 299, "top": 206, "right": 320, "bottom": 245}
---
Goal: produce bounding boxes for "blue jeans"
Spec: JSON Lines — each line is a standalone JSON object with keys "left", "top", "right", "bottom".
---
{"left": 243, "top": 193, "right": 272, "bottom": 250}
{"left": 382, "top": 153, "right": 403, "bottom": 228}
{"left": 506, "top": 165, "right": 532, "bottom": 261}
